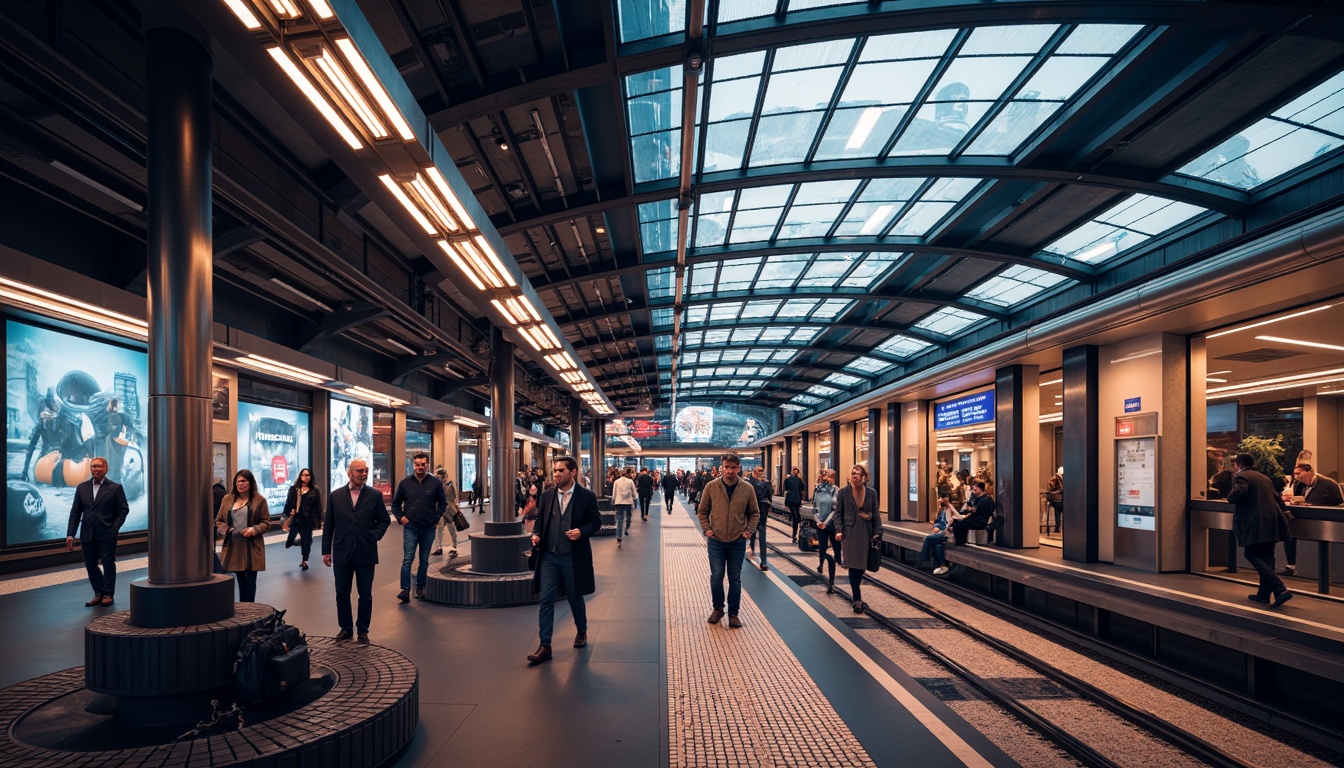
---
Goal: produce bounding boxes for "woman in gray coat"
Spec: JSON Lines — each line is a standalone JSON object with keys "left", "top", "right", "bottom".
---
{"left": 834, "top": 464, "right": 879, "bottom": 613}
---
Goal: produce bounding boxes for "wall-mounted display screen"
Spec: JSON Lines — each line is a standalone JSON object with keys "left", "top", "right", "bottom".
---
{"left": 934, "top": 390, "right": 995, "bottom": 430}
{"left": 330, "top": 398, "right": 373, "bottom": 488}
{"left": 6, "top": 320, "right": 149, "bottom": 545}
{"left": 237, "top": 401, "right": 310, "bottom": 511}
{"left": 605, "top": 404, "right": 775, "bottom": 450}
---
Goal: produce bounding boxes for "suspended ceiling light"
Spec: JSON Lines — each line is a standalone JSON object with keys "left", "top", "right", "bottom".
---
{"left": 333, "top": 38, "right": 413, "bottom": 139}
{"left": 267, "top": 47, "right": 363, "bottom": 150}
{"left": 1206, "top": 305, "right": 1333, "bottom": 338}
{"left": 222, "top": 0, "right": 262, "bottom": 28}
{"left": 0, "top": 277, "right": 148, "bottom": 339}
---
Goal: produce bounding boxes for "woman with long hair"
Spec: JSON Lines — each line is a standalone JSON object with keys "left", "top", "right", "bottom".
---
{"left": 834, "top": 464, "right": 880, "bottom": 612}
{"left": 811, "top": 469, "right": 840, "bottom": 592}
{"left": 214, "top": 469, "right": 271, "bottom": 601}
{"left": 282, "top": 467, "right": 322, "bottom": 570}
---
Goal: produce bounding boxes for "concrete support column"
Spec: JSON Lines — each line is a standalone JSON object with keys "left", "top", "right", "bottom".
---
{"left": 1063, "top": 345, "right": 1101, "bottom": 563}
{"left": 995, "top": 365, "right": 1040, "bottom": 549}
{"left": 592, "top": 418, "right": 606, "bottom": 497}
{"left": 489, "top": 326, "right": 514, "bottom": 523}
{"left": 800, "top": 431, "right": 811, "bottom": 501}
{"left": 130, "top": 3, "right": 234, "bottom": 627}
{"left": 885, "top": 403, "right": 898, "bottom": 522}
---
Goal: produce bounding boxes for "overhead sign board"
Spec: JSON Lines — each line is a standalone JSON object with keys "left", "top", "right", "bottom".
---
{"left": 934, "top": 390, "right": 995, "bottom": 430}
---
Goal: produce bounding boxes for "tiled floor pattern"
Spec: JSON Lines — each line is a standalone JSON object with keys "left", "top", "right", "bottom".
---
{"left": 664, "top": 510, "right": 876, "bottom": 768}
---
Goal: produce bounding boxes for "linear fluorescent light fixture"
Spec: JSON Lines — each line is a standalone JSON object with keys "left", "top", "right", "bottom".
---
{"left": 266, "top": 0, "right": 301, "bottom": 18}
{"left": 1040, "top": 377, "right": 1063, "bottom": 386}
{"left": 1206, "top": 305, "right": 1333, "bottom": 338}
{"left": 269, "top": 278, "right": 333, "bottom": 312}
{"left": 379, "top": 174, "right": 436, "bottom": 235}
{"left": 1208, "top": 375, "right": 1344, "bottom": 400}
{"left": 0, "top": 277, "right": 148, "bottom": 339}
{"left": 1256, "top": 335, "right": 1344, "bottom": 353}
{"left": 472, "top": 236, "right": 517, "bottom": 288}
{"left": 439, "top": 241, "right": 485, "bottom": 291}
{"left": 334, "top": 38, "right": 413, "bottom": 140}
{"left": 235, "top": 354, "right": 327, "bottom": 386}
{"left": 267, "top": 47, "right": 363, "bottom": 150}
{"left": 452, "top": 416, "right": 485, "bottom": 428}
{"left": 222, "top": 0, "right": 262, "bottom": 28}
{"left": 348, "top": 384, "right": 408, "bottom": 408}
{"left": 306, "top": 0, "right": 335, "bottom": 19}
{"left": 425, "top": 168, "right": 475, "bottom": 230}
{"left": 1207, "top": 366, "right": 1344, "bottom": 394}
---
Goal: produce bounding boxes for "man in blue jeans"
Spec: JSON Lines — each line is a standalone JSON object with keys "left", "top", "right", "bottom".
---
{"left": 697, "top": 453, "right": 760, "bottom": 629}
{"left": 392, "top": 452, "right": 447, "bottom": 602}
{"left": 919, "top": 495, "right": 953, "bottom": 575}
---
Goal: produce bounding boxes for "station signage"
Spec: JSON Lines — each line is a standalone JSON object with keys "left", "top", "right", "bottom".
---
{"left": 934, "top": 390, "right": 995, "bottom": 430}
{"left": 1124, "top": 397, "right": 1141, "bottom": 413}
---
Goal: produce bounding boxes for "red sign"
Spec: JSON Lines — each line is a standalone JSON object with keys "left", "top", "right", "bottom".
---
{"left": 1116, "top": 420, "right": 1134, "bottom": 436}
{"left": 271, "top": 455, "right": 289, "bottom": 485}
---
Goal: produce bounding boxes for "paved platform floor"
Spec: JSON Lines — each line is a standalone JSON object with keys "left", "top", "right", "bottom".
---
{"left": 0, "top": 496, "right": 1012, "bottom": 767}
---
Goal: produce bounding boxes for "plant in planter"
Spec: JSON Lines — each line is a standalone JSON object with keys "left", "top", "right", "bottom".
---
{"left": 1238, "top": 434, "right": 1286, "bottom": 481}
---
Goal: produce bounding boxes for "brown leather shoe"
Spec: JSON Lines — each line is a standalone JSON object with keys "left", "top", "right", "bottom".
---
{"left": 99, "top": 596, "right": 114, "bottom": 606}
{"left": 356, "top": 632, "right": 370, "bottom": 644}
{"left": 335, "top": 628, "right": 353, "bottom": 641}
{"left": 728, "top": 615, "right": 742, "bottom": 628}
{"left": 527, "top": 645, "right": 552, "bottom": 664}
{"left": 85, "top": 595, "right": 103, "bottom": 607}
{"left": 707, "top": 608, "right": 724, "bottom": 624}
{"left": 574, "top": 632, "right": 587, "bottom": 648}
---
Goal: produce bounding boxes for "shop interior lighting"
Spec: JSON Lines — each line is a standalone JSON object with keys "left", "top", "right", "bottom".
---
{"left": 1207, "top": 375, "right": 1344, "bottom": 400}
{"left": 0, "top": 277, "right": 149, "bottom": 339}
{"left": 235, "top": 354, "right": 328, "bottom": 386}
{"left": 334, "top": 38, "right": 414, "bottom": 139}
{"left": 1206, "top": 366, "right": 1344, "bottom": 394}
{"left": 1041, "top": 377, "right": 1063, "bottom": 386}
{"left": 267, "top": 47, "right": 363, "bottom": 150}
{"left": 1205, "top": 305, "right": 1333, "bottom": 338}
{"left": 222, "top": 0, "right": 262, "bottom": 28}
{"left": 1039, "top": 412, "right": 1063, "bottom": 423}
{"left": 1207, "top": 370, "right": 1231, "bottom": 376}
{"left": 1205, "top": 377, "right": 1226, "bottom": 383}
{"left": 452, "top": 416, "right": 485, "bottom": 428}
{"left": 1255, "top": 335, "right": 1344, "bottom": 353}
{"left": 348, "top": 384, "right": 408, "bottom": 408}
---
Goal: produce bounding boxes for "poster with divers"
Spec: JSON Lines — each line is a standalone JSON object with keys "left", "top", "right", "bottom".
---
{"left": 6, "top": 319, "right": 149, "bottom": 545}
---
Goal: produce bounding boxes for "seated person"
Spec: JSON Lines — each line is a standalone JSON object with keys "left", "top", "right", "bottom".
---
{"left": 919, "top": 495, "right": 953, "bottom": 575}
{"left": 950, "top": 481, "right": 995, "bottom": 545}
{"left": 1289, "top": 463, "right": 1343, "bottom": 507}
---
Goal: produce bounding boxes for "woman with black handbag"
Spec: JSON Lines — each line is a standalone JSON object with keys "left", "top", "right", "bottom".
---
{"left": 215, "top": 469, "right": 271, "bottom": 602}
{"left": 281, "top": 467, "right": 322, "bottom": 570}
{"left": 834, "top": 464, "right": 880, "bottom": 613}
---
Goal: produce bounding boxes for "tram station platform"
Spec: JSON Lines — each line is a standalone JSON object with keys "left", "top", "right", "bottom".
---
{"left": 0, "top": 495, "right": 1010, "bottom": 767}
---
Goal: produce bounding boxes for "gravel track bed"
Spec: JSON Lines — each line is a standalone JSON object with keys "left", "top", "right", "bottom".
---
{"left": 767, "top": 518, "right": 1343, "bottom": 768}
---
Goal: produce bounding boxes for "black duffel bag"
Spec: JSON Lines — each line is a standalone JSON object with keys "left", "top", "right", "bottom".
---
{"left": 234, "top": 609, "right": 309, "bottom": 704}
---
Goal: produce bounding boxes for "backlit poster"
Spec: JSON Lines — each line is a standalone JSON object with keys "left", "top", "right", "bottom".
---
{"left": 237, "top": 401, "right": 309, "bottom": 511}
{"left": 330, "top": 398, "right": 373, "bottom": 484}
{"left": 674, "top": 406, "right": 715, "bottom": 443}
{"left": 6, "top": 320, "right": 149, "bottom": 544}
{"left": 1116, "top": 436, "right": 1157, "bottom": 531}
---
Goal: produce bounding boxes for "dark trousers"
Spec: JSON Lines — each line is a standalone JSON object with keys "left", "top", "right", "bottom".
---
{"left": 848, "top": 568, "right": 865, "bottom": 602}
{"left": 638, "top": 494, "right": 652, "bottom": 518}
{"left": 663, "top": 490, "right": 675, "bottom": 511}
{"left": 1283, "top": 536, "right": 1297, "bottom": 566}
{"left": 816, "top": 524, "right": 838, "bottom": 581}
{"left": 234, "top": 570, "right": 258, "bottom": 602}
{"left": 81, "top": 537, "right": 118, "bottom": 597}
{"left": 748, "top": 514, "right": 768, "bottom": 565}
{"left": 1244, "top": 542, "right": 1288, "bottom": 599}
{"left": 333, "top": 563, "right": 376, "bottom": 632}
{"left": 286, "top": 522, "right": 314, "bottom": 560}
{"left": 786, "top": 504, "right": 801, "bottom": 540}
{"left": 707, "top": 536, "right": 747, "bottom": 615}
{"left": 537, "top": 551, "right": 586, "bottom": 645}
{"left": 951, "top": 517, "right": 987, "bottom": 545}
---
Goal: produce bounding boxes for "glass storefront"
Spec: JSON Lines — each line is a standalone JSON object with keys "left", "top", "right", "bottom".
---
{"left": 459, "top": 433, "right": 481, "bottom": 501}
{"left": 933, "top": 389, "right": 996, "bottom": 510}
{"left": 404, "top": 418, "right": 432, "bottom": 475}
{"left": 855, "top": 418, "right": 870, "bottom": 468}
{"left": 1039, "top": 373, "right": 1064, "bottom": 544}
{"left": 372, "top": 410, "right": 393, "bottom": 503}
{"left": 816, "top": 432, "right": 832, "bottom": 473}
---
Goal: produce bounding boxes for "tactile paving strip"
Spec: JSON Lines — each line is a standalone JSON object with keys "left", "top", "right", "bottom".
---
{"left": 663, "top": 508, "right": 876, "bottom": 768}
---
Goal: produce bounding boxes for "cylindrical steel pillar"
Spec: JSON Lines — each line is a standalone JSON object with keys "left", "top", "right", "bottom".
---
{"left": 569, "top": 398, "right": 582, "bottom": 483}
{"left": 129, "top": 0, "right": 232, "bottom": 630}
{"left": 591, "top": 417, "right": 606, "bottom": 497}
{"left": 489, "top": 326, "right": 515, "bottom": 523}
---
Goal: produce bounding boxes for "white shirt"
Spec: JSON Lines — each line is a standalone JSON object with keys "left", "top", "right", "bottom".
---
{"left": 91, "top": 481, "right": 103, "bottom": 499}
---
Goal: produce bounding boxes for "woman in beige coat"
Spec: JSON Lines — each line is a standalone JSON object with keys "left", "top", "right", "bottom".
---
{"left": 215, "top": 469, "right": 271, "bottom": 602}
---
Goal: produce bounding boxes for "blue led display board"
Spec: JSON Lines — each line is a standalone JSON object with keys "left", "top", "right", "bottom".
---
{"left": 934, "top": 390, "right": 995, "bottom": 430}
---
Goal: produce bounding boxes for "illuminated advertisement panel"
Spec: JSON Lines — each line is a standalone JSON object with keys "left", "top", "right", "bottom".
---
{"left": 6, "top": 320, "right": 148, "bottom": 545}
{"left": 605, "top": 404, "right": 776, "bottom": 450}
{"left": 237, "top": 401, "right": 310, "bottom": 511}
{"left": 330, "top": 398, "right": 373, "bottom": 486}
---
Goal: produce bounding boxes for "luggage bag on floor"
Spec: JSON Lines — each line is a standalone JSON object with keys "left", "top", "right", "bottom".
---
{"left": 798, "top": 520, "right": 818, "bottom": 552}
{"left": 234, "top": 608, "right": 309, "bottom": 704}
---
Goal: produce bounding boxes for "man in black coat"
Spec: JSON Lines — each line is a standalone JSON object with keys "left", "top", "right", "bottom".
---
{"left": 661, "top": 470, "right": 679, "bottom": 514}
{"left": 66, "top": 456, "right": 130, "bottom": 607}
{"left": 950, "top": 481, "right": 996, "bottom": 545}
{"left": 635, "top": 467, "right": 655, "bottom": 520}
{"left": 1227, "top": 453, "right": 1292, "bottom": 607}
{"left": 323, "top": 458, "right": 392, "bottom": 643}
{"left": 527, "top": 456, "right": 601, "bottom": 665}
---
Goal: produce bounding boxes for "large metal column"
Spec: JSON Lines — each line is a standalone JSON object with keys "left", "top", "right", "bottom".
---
{"left": 1063, "top": 345, "right": 1101, "bottom": 563}
{"left": 130, "top": 4, "right": 233, "bottom": 628}
{"left": 489, "top": 325, "right": 515, "bottom": 523}
{"left": 592, "top": 418, "right": 606, "bottom": 497}
{"left": 800, "top": 431, "right": 811, "bottom": 501}
{"left": 569, "top": 398, "right": 582, "bottom": 479}
{"left": 995, "top": 364, "right": 1040, "bottom": 549}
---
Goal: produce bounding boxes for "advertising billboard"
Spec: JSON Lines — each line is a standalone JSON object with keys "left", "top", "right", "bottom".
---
{"left": 330, "top": 398, "right": 373, "bottom": 487}
{"left": 6, "top": 320, "right": 149, "bottom": 545}
{"left": 237, "top": 401, "right": 310, "bottom": 511}
{"left": 605, "top": 404, "right": 776, "bottom": 450}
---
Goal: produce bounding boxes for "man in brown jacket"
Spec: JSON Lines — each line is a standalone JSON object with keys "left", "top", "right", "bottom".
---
{"left": 697, "top": 453, "right": 759, "bottom": 628}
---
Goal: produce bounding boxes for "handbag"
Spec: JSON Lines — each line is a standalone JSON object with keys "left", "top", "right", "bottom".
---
{"left": 452, "top": 510, "right": 470, "bottom": 531}
{"left": 234, "top": 609, "right": 309, "bottom": 704}
{"left": 798, "top": 521, "right": 818, "bottom": 551}
{"left": 866, "top": 534, "right": 883, "bottom": 572}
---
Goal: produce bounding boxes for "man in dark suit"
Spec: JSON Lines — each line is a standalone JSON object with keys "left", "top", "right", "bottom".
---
{"left": 527, "top": 455, "right": 601, "bottom": 665}
{"left": 635, "top": 467, "right": 655, "bottom": 520}
{"left": 323, "top": 458, "right": 391, "bottom": 643}
{"left": 65, "top": 456, "right": 129, "bottom": 607}
{"left": 1227, "top": 453, "right": 1292, "bottom": 608}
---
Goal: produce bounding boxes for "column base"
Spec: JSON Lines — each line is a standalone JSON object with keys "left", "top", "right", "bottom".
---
{"left": 128, "top": 575, "right": 235, "bottom": 628}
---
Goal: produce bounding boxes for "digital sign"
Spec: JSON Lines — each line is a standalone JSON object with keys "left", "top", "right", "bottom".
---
{"left": 6, "top": 320, "right": 149, "bottom": 545}
{"left": 238, "top": 401, "right": 310, "bottom": 511}
{"left": 674, "top": 406, "right": 715, "bottom": 443}
{"left": 934, "top": 390, "right": 995, "bottom": 430}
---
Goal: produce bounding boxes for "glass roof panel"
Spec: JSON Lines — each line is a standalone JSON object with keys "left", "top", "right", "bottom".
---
{"left": 915, "top": 306, "right": 989, "bottom": 336}
{"left": 964, "top": 265, "right": 1070, "bottom": 307}
{"left": 646, "top": 266, "right": 675, "bottom": 301}
{"left": 873, "top": 333, "right": 932, "bottom": 358}
{"left": 1043, "top": 194, "right": 1208, "bottom": 263}
{"left": 780, "top": 403, "right": 807, "bottom": 411}
{"left": 841, "top": 252, "right": 904, "bottom": 288}
{"left": 847, "top": 356, "right": 896, "bottom": 374}
{"left": 753, "top": 254, "right": 811, "bottom": 288}
{"left": 689, "top": 262, "right": 718, "bottom": 296}
{"left": 807, "top": 384, "right": 843, "bottom": 397}
{"left": 652, "top": 308, "right": 674, "bottom": 328}
{"left": 791, "top": 393, "right": 824, "bottom": 405}
{"left": 617, "top": 0, "right": 686, "bottom": 44}
{"left": 825, "top": 372, "right": 865, "bottom": 387}
{"left": 638, "top": 199, "right": 679, "bottom": 254}
{"left": 1176, "top": 70, "right": 1344, "bottom": 190}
